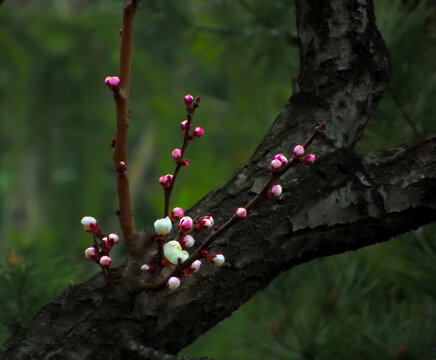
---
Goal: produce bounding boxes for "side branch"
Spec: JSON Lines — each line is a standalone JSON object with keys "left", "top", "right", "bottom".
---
{"left": 112, "top": 0, "right": 139, "bottom": 256}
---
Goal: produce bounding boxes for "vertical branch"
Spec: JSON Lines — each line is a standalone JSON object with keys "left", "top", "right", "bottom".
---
{"left": 112, "top": 0, "right": 139, "bottom": 256}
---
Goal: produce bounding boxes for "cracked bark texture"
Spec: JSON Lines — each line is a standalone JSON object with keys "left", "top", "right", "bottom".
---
{"left": 2, "top": 0, "right": 435, "bottom": 359}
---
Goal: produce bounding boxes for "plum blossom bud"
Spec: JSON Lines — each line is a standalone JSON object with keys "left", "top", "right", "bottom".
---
{"left": 180, "top": 120, "right": 190, "bottom": 132}
{"left": 108, "top": 233, "right": 119, "bottom": 244}
{"left": 99, "top": 256, "right": 112, "bottom": 267}
{"left": 164, "top": 241, "right": 189, "bottom": 265}
{"left": 167, "top": 276, "right": 180, "bottom": 290}
{"left": 193, "top": 127, "right": 204, "bottom": 137}
{"left": 184, "top": 259, "right": 201, "bottom": 275}
{"left": 197, "top": 216, "right": 214, "bottom": 230}
{"left": 274, "top": 153, "right": 288, "bottom": 165}
{"left": 171, "top": 207, "right": 184, "bottom": 220}
{"left": 211, "top": 254, "right": 225, "bottom": 266}
{"left": 159, "top": 174, "right": 173, "bottom": 190}
{"left": 268, "top": 184, "right": 282, "bottom": 198}
{"left": 181, "top": 234, "right": 195, "bottom": 248}
{"left": 171, "top": 148, "right": 182, "bottom": 161}
{"left": 293, "top": 145, "right": 305, "bottom": 158}
{"left": 117, "top": 161, "right": 127, "bottom": 172}
{"left": 119, "top": 28, "right": 123, "bottom": 37}
{"left": 84, "top": 247, "right": 97, "bottom": 260}
{"left": 270, "top": 159, "right": 283, "bottom": 172}
{"left": 81, "top": 216, "right": 98, "bottom": 234}
{"left": 102, "top": 237, "right": 112, "bottom": 250}
{"left": 104, "top": 76, "right": 120, "bottom": 91}
{"left": 179, "top": 216, "right": 193, "bottom": 233}
{"left": 182, "top": 159, "right": 190, "bottom": 166}
{"left": 235, "top": 207, "right": 247, "bottom": 218}
{"left": 141, "top": 264, "right": 152, "bottom": 272}
{"left": 184, "top": 94, "right": 194, "bottom": 106}
{"left": 154, "top": 216, "right": 172, "bottom": 236}
{"left": 110, "top": 137, "right": 116, "bottom": 148}
{"left": 303, "top": 153, "right": 316, "bottom": 165}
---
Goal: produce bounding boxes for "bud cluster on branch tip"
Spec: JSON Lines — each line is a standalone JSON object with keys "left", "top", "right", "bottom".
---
{"left": 302, "top": 153, "right": 316, "bottom": 165}
{"left": 181, "top": 234, "right": 195, "bottom": 248}
{"left": 268, "top": 184, "right": 282, "bottom": 198}
{"left": 270, "top": 153, "right": 287, "bottom": 172}
{"left": 171, "top": 148, "right": 182, "bottom": 161}
{"left": 209, "top": 254, "right": 225, "bottom": 266}
{"left": 171, "top": 207, "right": 184, "bottom": 221}
{"left": 164, "top": 240, "right": 189, "bottom": 265}
{"left": 193, "top": 127, "right": 204, "bottom": 137}
{"left": 104, "top": 76, "right": 120, "bottom": 91}
{"left": 167, "top": 276, "right": 180, "bottom": 290}
{"left": 184, "top": 259, "right": 201, "bottom": 275}
{"left": 159, "top": 174, "right": 173, "bottom": 190}
{"left": 154, "top": 216, "right": 172, "bottom": 236}
{"left": 117, "top": 161, "right": 127, "bottom": 173}
{"left": 81, "top": 216, "right": 99, "bottom": 234}
{"left": 197, "top": 216, "right": 214, "bottom": 230}
{"left": 179, "top": 216, "right": 194, "bottom": 233}
{"left": 235, "top": 207, "right": 247, "bottom": 218}
{"left": 293, "top": 145, "right": 305, "bottom": 158}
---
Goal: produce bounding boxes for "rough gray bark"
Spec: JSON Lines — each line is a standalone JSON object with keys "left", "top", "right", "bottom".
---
{"left": 2, "top": 0, "right": 435, "bottom": 359}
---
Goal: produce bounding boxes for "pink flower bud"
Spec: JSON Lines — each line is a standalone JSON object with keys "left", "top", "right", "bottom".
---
{"left": 184, "top": 94, "right": 194, "bottom": 106}
{"left": 81, "top": 216, "right": 99, "bottom": 234}
{"left": 99, "top": 256, "right": 112, "bottom": 267}
{"left": 102, "top": 237, "right": 112, "bottom": 250}
{"left": 110, "top": 137, "right": 116, "bottom": 148}
{"left": 84, "top": 247, "right": 97, "bottom": 260}
{"left": 171, "top": 148, "right": 182, "bottom": 161}
{"left": 180, "top": 120, "right": 190, "bottom": 132}
{"left": 104, "top": 76, "right": 120, "bottom": 91}
{"left": 141, "top": 264, "right": 152, "bottom": 272}
{"left": 193, "top": 127, "right": 204, "bottom": 137}
{"left": 159, "top": 174, "right": 173, "bottom": 190}
{"left": 171, "top": 207, "right": 185, "bottom": 220}
{"left": 182, "top": 159, "right": 190, "bottom": 166}
{"left": 181, "top": 234, "right": 195, "bottom": 248}
{"left": 179, "top": 216, "right": 194, "bottom": 233}
{"left": 108, "top": 233, "right": 119, "bottom": 244}
{"left": 184, "top": 259, "right": 201, "bottom": 275}
{"left": 274, "top": 153, "right": 288, "bottom": 165}
{"left": 167, "top": 276, "right": 180, "bottom": 290}
{"left": 210, "top": 254, "right": 225, "bottom": 266}
{"left": 293, "top": 145, "right": 305, "bottom": 158}
{"left": 268, "top": 184, "right": 282, "bottom": 198}
{"left": 270, "top": 159, "right": 283, "bottom": 172}
{"left": 197, "top": 216, "right": 214, "bottom": 230}
{"left": 117, "top": 161, "right": 127, "bottom": 172}
{"left": 303, "top": 153, "right": 316, "bottom": 165}
{"left": 235, "top": 207, "right": 247, "bottom": 218}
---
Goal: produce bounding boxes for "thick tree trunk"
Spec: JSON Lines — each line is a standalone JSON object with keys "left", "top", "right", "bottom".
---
{"left": 2, "top": 0, "right": 435, "bottom": 359}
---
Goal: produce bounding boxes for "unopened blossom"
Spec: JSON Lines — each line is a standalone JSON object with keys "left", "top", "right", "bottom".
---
{"left": 117, "top": 161, "right": 127, "bottom": 172}
{"left": 84, "top": 247, "right": 97, "bottom": 260}
{"left": 159, "top": 174, "right": 173, "bottom": 190}
{"left": 179, "top": 216, "right": 194, "bottom": 233}
{"left": 293, "top": 145, "right": 305, "bottom": 158}
{"left": 274, "top": 153, "right": 288, "bottom": 165}
{"left": 235, "top": 207, "right": 247, "bottom": 218}
{"left": 104, "top": 76, "right": 120, "bottom": 91}
{"left": 180, "top": 120, "right": 190, "bottom": 132}
{"left": 303, "top": 153, "right": 316, "bottom": 164}
{"left": 181, "top": 234, "right": 195, "bottom": 248}
{"left": 270, "top": 159, "right": 283, "bottom": 172}
{"left": 99, "top": 256, "right": 112, "bottom": 267}
{"left": 211, "top": 254, "right": 225, "bottom": 266}
{"left": 163, "top": 240, "right": 189, "bottom": 265}
{"left": 171, "top": 207, "right": 184, "bottom": 220}
{"left": 108, "top": 233, "right": 119, "bottom": 244}
{"left": 167, "top": 276, "right": 180, "bottom": 290}
{"left": 184, "top": 259, "right": 201, "bottom": 275}
{"left": 141, "top": 264, "right": 151, "bottom": 272}
{"left": 197, "top": 216, "right": 214, "bottom": 230}
{"left": 268, "top": 184, "right": 282, "bottom": 198}
{"left": 81, "top": 216, "right": 99, "bottom": 234}
{"left": 154, "top": 216, "right": 172, "bottom": 236}
{"left": 193, "top": 127, "right": 204, "bottom": 137}
{"left": 171, "top": 148, "right": 182, "bottom": 161}
{"left": 184, "top": 94, "right": 194, "bottom": 106}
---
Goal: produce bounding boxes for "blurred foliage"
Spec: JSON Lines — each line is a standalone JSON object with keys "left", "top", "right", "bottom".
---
{"left": 0, "top": 0, "right": 435, "bottom": 357}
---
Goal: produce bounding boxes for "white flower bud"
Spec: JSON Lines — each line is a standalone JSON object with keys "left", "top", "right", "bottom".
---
{"left": 154, "top": 216, "right": 172, "bottom": 235}
{"left": 167, "top": 276, "right": 180, "bottom": 290}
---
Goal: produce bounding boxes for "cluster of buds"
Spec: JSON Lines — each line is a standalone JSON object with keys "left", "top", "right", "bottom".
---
{"left": 81, "top": 216, "right": 119, "bottom": 269}
{"left": 159, "top": 174, "right": 173, "bottom": 190}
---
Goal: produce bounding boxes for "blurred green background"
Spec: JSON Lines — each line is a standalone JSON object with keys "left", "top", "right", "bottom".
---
{"left": 0, "top": 0, "right": 435, "bottom": 358}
